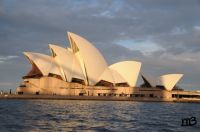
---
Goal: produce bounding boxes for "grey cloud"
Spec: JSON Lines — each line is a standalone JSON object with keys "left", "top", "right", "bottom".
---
{"left": 0, "top": 0, "right": 200, "bottom": 90}
{"left": 0, "top": 55, "right": 18, "bottom": 64}
{"left": 0, "top": 55, "right": 18, "bottom": 60}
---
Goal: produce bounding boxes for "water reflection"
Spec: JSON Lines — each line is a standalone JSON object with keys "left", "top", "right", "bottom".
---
{"left": 0, "top": 100, "right": 200, "bottom": 131}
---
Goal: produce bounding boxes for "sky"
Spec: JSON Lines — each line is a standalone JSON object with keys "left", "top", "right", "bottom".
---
{"left": 0, "top": 0, "right": 200, "bottom": 91}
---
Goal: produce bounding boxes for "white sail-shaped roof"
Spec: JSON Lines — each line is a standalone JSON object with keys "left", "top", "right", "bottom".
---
{"left": 97, "top": 68, "right": 114, "bottom": 84}
{"left": 67, "top": 32, "right": 110, "bottom": 85}
{"left": 110, "top": 69, "right": 126, "bottom": 84}
{"left": 109, "top": 61, "right": 142, "bottom": 87}
{"left": 72, "top": 52, "right": 86, "bottom": 82}
{"left": 23, "top": 52, "right": 62, "bottom": 76}
{"left": 158, "top": 74, "right": 183, "bottom": 91}
{"left": 49, "top": 44, "right": 85, "bottom": 82}
{"left": 97, "top": 68, "right": 126, "bottom": 85}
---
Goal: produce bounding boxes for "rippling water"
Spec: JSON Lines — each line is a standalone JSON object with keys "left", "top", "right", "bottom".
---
{"left": 0, "top": 100, "right": 200, "bottom": 132}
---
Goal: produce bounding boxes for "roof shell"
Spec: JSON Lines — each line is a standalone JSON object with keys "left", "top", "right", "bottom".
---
{"left": 110, "top": 69, "right": 127, "bottom": 84}
{"left": 158, "top": 74, "right": 183, "bottom": 91}
{"left": 67, "top": 32, "right": 110, "bottom": 85}
{"left": 49, "top": 44, "right": 85, "bottom": 82}
{"left": 109, "top": 61, "right": 142, "bottom": 87}
{"left": 23, "top": 52, "right": 62, "bottom": 76}
{"left": 97, "top": 68, "right": 126, "bottom": 85}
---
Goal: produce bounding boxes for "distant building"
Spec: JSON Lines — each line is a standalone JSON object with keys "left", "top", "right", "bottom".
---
{"left": 17, "top": 32, "right": 200, "bottom": 100}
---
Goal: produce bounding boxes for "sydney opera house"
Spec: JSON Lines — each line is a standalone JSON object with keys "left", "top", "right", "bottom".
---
{"left": 16, "top": 32, "right": 200, "bottom": 100}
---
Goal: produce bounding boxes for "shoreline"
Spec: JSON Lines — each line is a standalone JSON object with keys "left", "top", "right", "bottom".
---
{"left": 1, "top": 94, "right": 200, "bottom": 103}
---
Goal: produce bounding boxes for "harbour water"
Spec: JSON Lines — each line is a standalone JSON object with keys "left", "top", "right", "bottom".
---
{"left": 0, "top": 100, "right": 199, "bottom": 132}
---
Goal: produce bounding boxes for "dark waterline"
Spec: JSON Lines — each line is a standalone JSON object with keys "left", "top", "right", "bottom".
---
{"left": 0, "top": 100, "right": 199, "bottom": 132}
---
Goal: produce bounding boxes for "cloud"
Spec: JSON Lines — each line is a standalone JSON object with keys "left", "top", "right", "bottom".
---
{"left": 194, "top": 26, "right": 200, "bottom": 31}
{"left": 0, "top": 55, "right": 18, "bottom": 63}
{"left": 0, "top": 55, "right": 18, "bottom": 60}
{"left": 114, "top": 39, "right": 163, "bottom": 55}
{"left": 0, "top": 0, "right": 200, "bottom": 90}
{"left": 170, "top": 27, "right": 187, "bottom": 35}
